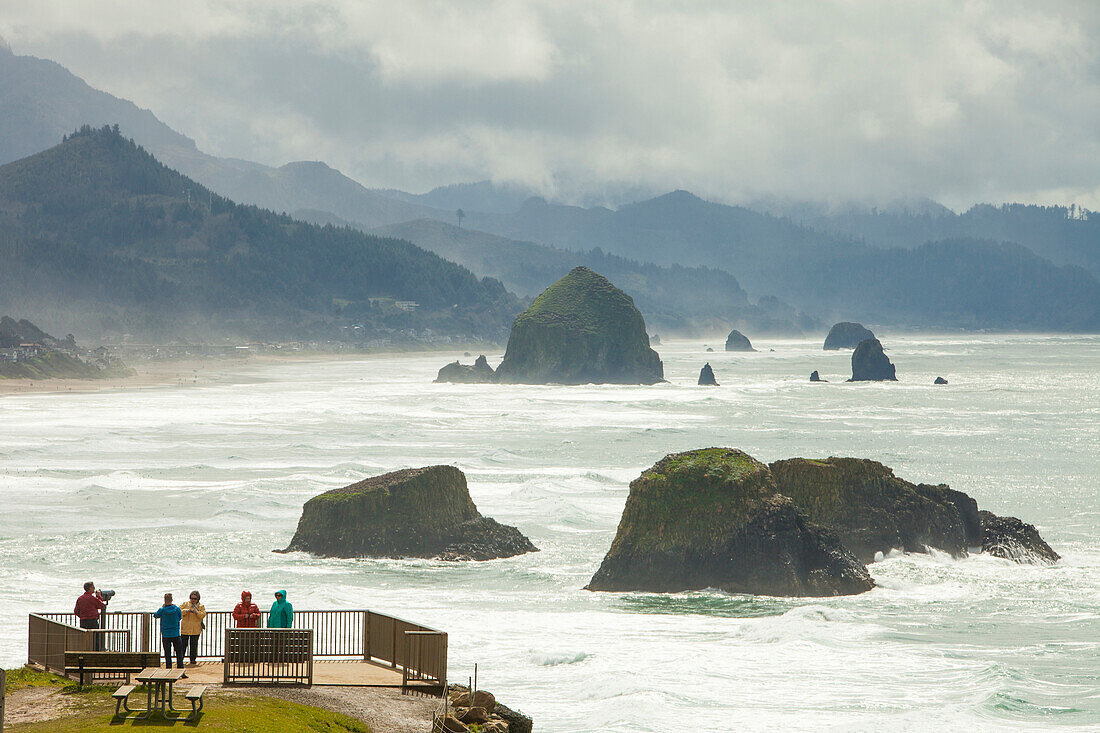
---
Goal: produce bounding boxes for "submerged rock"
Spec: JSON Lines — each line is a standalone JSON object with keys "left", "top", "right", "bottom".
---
{"left": 281, "top": 465, "right": 538, "bottom": 560}
{"left": 435, "top": 355, "right": 495, "bottom": 383}
{"left": 810, "top": 370, "right": 826, "bottom": 382}
{"left": 494, "top": 267, "right": 663, "bottom": 385}
{"left": 824, "top": 322, "right": 876, "bottom": 350}
{"left": 587, "top": 449, "right": 874, "bottom": 597}
{"left": 769, "top": 457, "right": 973, "bottom": 562}
{"left": 848, "top": 338, "right": 897, "bottom": 381}
{"left": 724, "top": 329, "right": 755, "bottom": 352}
{"left": 698, "top": 363, "right": 719, "bottom": 386}
{"left": 980, "top": 510, "right": 1060, "bottom": 564}
{"left": 934, "top": 376, "right": 948, "bottom": 385}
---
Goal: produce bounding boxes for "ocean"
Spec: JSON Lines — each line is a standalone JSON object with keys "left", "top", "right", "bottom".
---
{"left": 1, "top": 335, "right": 1098, "bottom": 731}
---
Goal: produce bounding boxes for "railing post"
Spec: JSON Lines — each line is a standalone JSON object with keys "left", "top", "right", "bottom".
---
{"left": 362, "top": 611, "right": 370, "bottom": 662}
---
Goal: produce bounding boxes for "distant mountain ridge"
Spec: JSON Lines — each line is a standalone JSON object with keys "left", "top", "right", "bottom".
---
{"left": 0, "top": 126, "right": 520, "bottom": 341}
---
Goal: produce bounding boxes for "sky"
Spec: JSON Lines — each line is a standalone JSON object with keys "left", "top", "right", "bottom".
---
{"left": 2, "top": 1, "right": 1099, "bottom": 209}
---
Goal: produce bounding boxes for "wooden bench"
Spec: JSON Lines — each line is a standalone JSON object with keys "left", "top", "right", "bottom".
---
{"left": 64, "top": 651, "right": 162, "bottom": 687}
{"left": 111, "top": 684, "right": 137, "bottom": 716}
{"left": 185, "top": 685, "right": 207, "bottom": 720}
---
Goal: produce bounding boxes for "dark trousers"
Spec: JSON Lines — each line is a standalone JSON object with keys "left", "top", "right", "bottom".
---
{"left": 182, "top": 634, "right": 200, "bottom": 663}
{"left": 79, "top": 617, "right": 103, "bottom": 650}
{"left": 162, "top": 636, "right": 185, "bottom": 668}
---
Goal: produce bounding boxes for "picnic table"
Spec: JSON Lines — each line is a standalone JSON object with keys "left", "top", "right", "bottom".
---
{"left": 133, "top": 667, "right": 186, "bottom": 718}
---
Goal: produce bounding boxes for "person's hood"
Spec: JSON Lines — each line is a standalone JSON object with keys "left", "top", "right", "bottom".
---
{"left": 241, "top": 591, "right": 252, "bottom": 602}
{"left": 275, "top": 590, "right": 288, "bottom": 603}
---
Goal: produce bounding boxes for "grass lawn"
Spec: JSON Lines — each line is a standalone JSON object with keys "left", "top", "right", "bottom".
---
{"left": 4, "top": 669, "right": 370, "bottom": 732}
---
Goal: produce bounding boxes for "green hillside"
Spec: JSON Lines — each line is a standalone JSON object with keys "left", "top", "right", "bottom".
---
{"left": 0, "top": 126, "right": 521, "bottom": 341}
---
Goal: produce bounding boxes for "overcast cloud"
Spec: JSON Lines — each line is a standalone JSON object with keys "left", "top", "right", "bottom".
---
{"left": 2, "top": 1, "right": 1099, "bottom": 208}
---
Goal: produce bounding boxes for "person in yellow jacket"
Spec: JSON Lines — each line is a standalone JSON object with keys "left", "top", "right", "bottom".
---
{"left": 179, "top": 590, "right": 207, "bottom": 666}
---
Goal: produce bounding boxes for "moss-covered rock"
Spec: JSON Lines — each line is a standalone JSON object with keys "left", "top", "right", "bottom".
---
{"left": 980, "top": 510, "right": 1060, "bottom": 564}
{"left": 494, "top": 267, "right": 664, "bottom": 384}
{"left": 848, "top": 338, "right": 897, "bottom": 381}
{"left": 282, "top": 465, "right": 537, "bottom": 560}
{"left": 724, "top": 329, "right": 754, "bottom": 351}
{"left": 435, "top": 355, "right": 496, "bottom": 383}
{"left": 769, "top": 457, "right": 976, "bottom": 562}
{"left": 587, "top": 448, "right": 873, "bottom": 596}
{"left": 823, "top": 321, "right": 875, "bottom": 350}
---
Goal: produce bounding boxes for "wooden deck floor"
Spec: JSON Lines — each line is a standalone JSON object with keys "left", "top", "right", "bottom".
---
{"left": 183, "top": 659, "right": 405, "bottom": 687}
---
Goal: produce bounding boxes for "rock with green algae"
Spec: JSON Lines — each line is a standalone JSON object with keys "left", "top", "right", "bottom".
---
{"left": 435, "top": 354, "right": 495, "bottom": 383}
{"left": 281, "top": 465, "right": 537, "bottom": 560}
{"left": 586, "top": 448, "right": 874, "bottom": 597}
{"left": 494, "top": 266, "right": 664, "bottom": 384}
{"left": 769, "top": 457, "right": 979, "bottom": 562}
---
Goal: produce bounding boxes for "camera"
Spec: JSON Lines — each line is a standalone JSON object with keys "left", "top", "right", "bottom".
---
{"left": 100, "top": 589, "right": 116, "bottom": 602}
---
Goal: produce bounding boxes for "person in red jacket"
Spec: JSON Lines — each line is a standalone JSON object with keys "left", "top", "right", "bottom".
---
{"left": 74, "top": 581, "right": 105, "bottom": 630}
{"left": 233, "top": 590, "right": 261, "bottom": 627}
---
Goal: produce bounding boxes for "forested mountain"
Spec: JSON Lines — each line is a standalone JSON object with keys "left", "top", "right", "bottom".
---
{"left": 763, "top": 202, "right": 1100, "bottom": 277}
{"left": 0, "top": 44, "right": 445, "bottom": 227}
{"left": 0, "top": 126, "right": 520, "bottom": 341}
{"left": 459, "top": 192, "right": 1100, "bottom": 331}
{"left": 374, "top": 219, "right": 817, "bottom": 334}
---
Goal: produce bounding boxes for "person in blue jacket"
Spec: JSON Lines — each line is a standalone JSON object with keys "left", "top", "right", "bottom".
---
{"left": 154, "top": 592, "right": 185, "bottom": 671}
{"left": 267, "top": 589, "right": 293, "bottom": 628}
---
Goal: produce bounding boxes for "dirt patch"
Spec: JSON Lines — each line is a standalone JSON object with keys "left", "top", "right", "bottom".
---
{"left": 3, "top": 686, "right": 79, "bottom": 724}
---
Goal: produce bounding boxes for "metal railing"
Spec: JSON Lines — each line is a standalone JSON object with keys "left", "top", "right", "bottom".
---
{"left": 223, "top": 628, "right": 314, "bottom": 686}
{"left": 32, "top": 608, "right": 447, "bottom": 690}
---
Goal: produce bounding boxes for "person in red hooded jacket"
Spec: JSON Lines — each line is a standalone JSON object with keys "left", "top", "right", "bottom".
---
{"left": 232, "top": 591, "right": 261, "bottom": 627}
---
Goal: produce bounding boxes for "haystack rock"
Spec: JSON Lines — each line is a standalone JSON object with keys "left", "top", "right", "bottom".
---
{"left": 848, "top": 338, "right": 897, "bottom": 381}
{"left": 824, "top": 322, "right": 876, "bottom": 350}
{"left": 724, "top": 329, "right": 755, "bottom": 351}
{"left": 586, "top": 448, "right": 874, "bottom": 597}
{"left": 698, "top": 363, "right": 719, "bottom": 386}
{"left": 494, "top": 267, "right": 663, "bottom": 384}
{"left": 281, "top": 466, "right": 538, "bottom": 561}
{"left": 435, "top": 355, "right": 496, "bottom": 383}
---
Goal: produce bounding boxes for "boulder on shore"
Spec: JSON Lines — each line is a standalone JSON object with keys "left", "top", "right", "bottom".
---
{"left": 848, "top": 338, "right": 897, "bottom": 381}
{"left": 934, "top": 376, "right": 948, "bottom": 385}
{"left": 724, "top": 329, "right": 755, "bottom": 351}
{"left": 435, "top": 355, "right": 495, "bottom": 383}
{"left": 281, "top": 465, "right": 538, "bottom": 560}
{"left": 586, "top": 449, "right": 874, "bottom": 597}
{"left": 698, "top": 363, "right": 719, "bottom": 386}
{"left": 494, "top": 267, "right": 664, "bottom": 385}
{"left": 769, "top": 458, "right": 979, "bottom": 562}
{"left": 810, "top": 370, "right": 826, "bottom": 382}
{"left": 980, "top": 510, "right": 1060, "bottom": 564}
{"left": 824, "top": 322, "right": 876, "bottom": 350}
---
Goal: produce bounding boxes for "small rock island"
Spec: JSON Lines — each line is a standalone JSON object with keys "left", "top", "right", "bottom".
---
{"left": 586, "top": 448, "right": 875, "bottom": 597}
{"left": 493, "top": 266, "right": 664, "bottom": 384}
{"left": 435, "top": 355, "right": 496, "bottom": 383}
{"left": 281, "top": 465, "right": 538, "bottom": 561}
{"left": 698, "top": 363, "right": 719, "bottom": 386}
{"left": 724, "top": 329, "right": 755, "bottom": 351}
{"left": 823, "top": 321, "right": 876, "bottom": 350}
{"left": 849, "top": 338, "right": 897, "bottom": 381}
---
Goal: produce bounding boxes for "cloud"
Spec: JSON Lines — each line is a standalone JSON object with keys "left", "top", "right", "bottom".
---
{"left": 2, "top": 0, "right": 1099, "bottom": 208}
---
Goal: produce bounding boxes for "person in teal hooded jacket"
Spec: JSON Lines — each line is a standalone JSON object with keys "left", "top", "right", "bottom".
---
{"left": 267, "top": 590, "right": 293, "bottom": 628}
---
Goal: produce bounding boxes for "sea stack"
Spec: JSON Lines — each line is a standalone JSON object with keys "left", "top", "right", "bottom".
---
{"left": 435, "top": 355, "right": 496, "bottom": 383}
{"left": 698, "top": 363, "right": 719, "bottom": 386}
{"left": 494, "top": 267, "right": 663, "bottom": 385}
{"left": 824, "top": 322, "right": 876, "bottom": 350}
{"left": 848, "top": 338, "right": 897, "bottom": 381}
{"left": 934, "top": 376, "right": 948, "bottom": 385}
{"left": 810, "top": 370, "right": 825, "bottom": 382}
{"left": 281, "top": 465, "right": 538, "bottom": 561}
{"left": 586, "top": 449, "right": 874, "bottom": 597}
{"left": 724, "top": 329, "right": 755, "bottom": 351}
